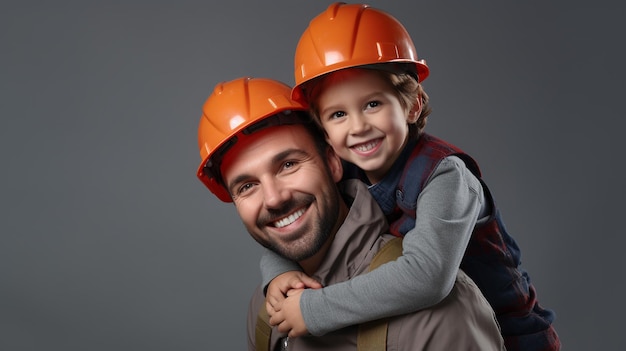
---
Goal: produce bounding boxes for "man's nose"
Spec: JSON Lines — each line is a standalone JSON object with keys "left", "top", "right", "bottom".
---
{"left": 262, "top": 178, "right": 291, "bottom": 209}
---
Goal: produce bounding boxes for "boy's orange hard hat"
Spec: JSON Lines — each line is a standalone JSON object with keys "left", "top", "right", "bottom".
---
{"left": 292, "top": 2, "right": 429, "bottom": 103}
{"left": 196, "top": 77, "right": 307, "bottom": 202}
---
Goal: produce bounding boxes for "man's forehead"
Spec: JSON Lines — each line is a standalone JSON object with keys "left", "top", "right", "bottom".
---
{"left": 238, "top": 124, "right": 312, "bottom": 153}
{"left": 220, "top": 124, "right": 315, "bottom": 173}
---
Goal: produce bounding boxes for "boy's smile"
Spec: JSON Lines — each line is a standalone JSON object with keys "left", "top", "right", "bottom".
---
{"left": 350, "top": 138, "right": 383, "bottom": 156}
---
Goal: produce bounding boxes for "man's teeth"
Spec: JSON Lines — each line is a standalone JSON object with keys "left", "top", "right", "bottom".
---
{"left": 354, "top": 140, "right": 378, "bottom": 152}
{"left": 274, "top": 209, "right": 305, "bottom": 228}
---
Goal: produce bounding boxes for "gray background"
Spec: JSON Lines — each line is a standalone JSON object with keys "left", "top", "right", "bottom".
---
{"left": 2, "top": 1, "right": 624, "bottom": 350}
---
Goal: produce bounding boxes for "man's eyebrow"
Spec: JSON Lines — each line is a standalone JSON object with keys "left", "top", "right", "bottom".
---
{"left": 227, "top": 173, "right": 252, "bottom": 194}
{"left": 226, "top": 148, "right": 310, "bottom": 192}
{"left": 271, "top": 148, "right": 309, "bottom": 164}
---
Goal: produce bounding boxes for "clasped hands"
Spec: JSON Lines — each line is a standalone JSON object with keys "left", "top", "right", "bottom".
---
{"left": 265, "top": 271, "right": 323, "bottom": 337}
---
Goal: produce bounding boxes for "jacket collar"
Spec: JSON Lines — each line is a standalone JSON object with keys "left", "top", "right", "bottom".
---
{"left": 311, "top": 179, "right": 389, "bottom": 286}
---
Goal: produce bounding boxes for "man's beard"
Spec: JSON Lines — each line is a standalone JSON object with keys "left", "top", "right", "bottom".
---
{"left": 261, "top": 190, "right": 340, "bottom": 262}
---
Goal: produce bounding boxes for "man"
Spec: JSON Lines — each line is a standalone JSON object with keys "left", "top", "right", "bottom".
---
{"left": 196, "top": 77, "right": 504, "bottom": 350}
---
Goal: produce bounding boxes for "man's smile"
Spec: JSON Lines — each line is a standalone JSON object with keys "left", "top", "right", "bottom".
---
{"left": 273, "top": 208, "right": 306, "bottom": 228}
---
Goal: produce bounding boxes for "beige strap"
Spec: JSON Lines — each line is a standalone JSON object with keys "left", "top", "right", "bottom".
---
{"left": 368, "top": 237, "right": 404, "bottom": 271}
{"left": 255, "top": 305, "right": 272, "bottom": 351}
{"left": 357, "top": 237, "right": 403, "bottom": 351}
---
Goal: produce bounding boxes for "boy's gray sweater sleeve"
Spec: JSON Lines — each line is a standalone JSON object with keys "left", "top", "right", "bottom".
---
{"left": 260, "top": 248, "right": 302, "bottom": 292}
{"left": 301, "top": 156, "right": 485, "bottom": 336}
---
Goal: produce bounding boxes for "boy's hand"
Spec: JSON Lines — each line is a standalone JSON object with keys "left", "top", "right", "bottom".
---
{"left": 265, "top": 271, "right": 322, "bottom": 316}
{"left": 270, "top": 288, "right": 308, "bottom": 337}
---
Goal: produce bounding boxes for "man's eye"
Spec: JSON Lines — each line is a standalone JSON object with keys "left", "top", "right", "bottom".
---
{"left": 237, "top": 183, "right": 254, "bottom": 194}
{"left": 283, "top": 161, "right": 296, "bottom": 169}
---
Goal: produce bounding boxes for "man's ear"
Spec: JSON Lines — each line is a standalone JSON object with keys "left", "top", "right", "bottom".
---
{"left": 407, "top": 97, "right": 423, "bottom": 123}
{"left": 326, "top": 146, "right": 344, "bottom": 182}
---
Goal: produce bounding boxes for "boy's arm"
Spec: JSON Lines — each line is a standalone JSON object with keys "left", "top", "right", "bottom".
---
{"left": 301, "top": 156, "right": 484, "bottom": 336}
{"left": 259, "top": 248, "right": 301, "bottom": 293}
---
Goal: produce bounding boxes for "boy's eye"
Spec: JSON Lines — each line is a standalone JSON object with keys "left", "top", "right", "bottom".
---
{"left": 329, "top": 111, "right": 346, "bottom": 120}
{"left": 366, "top": 101, "right": 380, "bottom": 109}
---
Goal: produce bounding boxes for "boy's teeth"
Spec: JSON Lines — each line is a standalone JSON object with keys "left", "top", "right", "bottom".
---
{"left": 274, "top": 209, "right": 305, "bottom": 228}
{"left": 355, "top": 141, "right": 377, "bottom": 152}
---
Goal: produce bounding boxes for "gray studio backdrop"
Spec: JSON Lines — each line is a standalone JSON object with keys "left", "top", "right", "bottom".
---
{"left": 2, "top": 1, "right": 624, "bottom": 350}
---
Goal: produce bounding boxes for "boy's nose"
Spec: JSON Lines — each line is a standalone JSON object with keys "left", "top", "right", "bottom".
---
{"left": 349, "top": 114, "right": 369, "bottom": 134}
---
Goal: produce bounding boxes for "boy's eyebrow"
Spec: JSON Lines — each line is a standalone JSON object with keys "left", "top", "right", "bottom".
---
{"left": 319, "top": 91, "right": 386, "bottom": 116}
{"left": 226, "top": 148, "right": 310, "bottom": 192}
{"left": 319, "top": 102, "right": 342, "bottom": 118}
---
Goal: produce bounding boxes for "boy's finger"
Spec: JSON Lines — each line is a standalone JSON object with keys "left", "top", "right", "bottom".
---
{"left": 285, "top": 288, "right": 304, "bottom": 297}
{"left": 265, "top": 301, "right": 275, "bottom": 313}
{"left": 301, "top": 276, "right": 323, "bottom": 289}
{"left": 289, "top": 280, "right": 305, "bottom": 289}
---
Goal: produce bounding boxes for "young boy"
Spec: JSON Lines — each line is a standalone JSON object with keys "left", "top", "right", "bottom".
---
{"left": 262, "top": 3, "right": 560, "bottom": 350}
